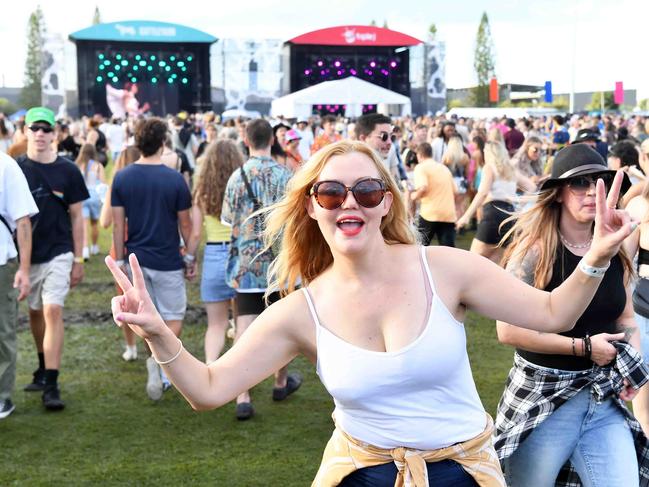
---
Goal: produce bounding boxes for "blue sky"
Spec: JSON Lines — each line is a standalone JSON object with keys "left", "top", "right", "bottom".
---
{"left": 1, "top": 0, "right": 647, "bottom": 100}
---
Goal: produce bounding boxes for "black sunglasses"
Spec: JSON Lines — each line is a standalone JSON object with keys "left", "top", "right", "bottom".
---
{"left": 566, "top": 174, "right": 614, "bottom": 193}
{"left": 309, "top": 178, "right": 386, "bottom": 210}
{"left": 29, "top": 124, "right": 54, "bottom": 134}
{"left": 375, "top": 131, "right": 391, "bottom": 143}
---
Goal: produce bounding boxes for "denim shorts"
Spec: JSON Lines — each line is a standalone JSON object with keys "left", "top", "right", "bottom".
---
{"left": 82, "top": 194, "right": 101, "bottom": 221}
{"left": 201, "top": 243, "right": 235, "bottom": 303}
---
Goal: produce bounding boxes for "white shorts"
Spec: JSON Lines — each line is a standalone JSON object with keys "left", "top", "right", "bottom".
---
{"left": 126, "top": 265, "right": 187, "bottom": 321}
{"left": 28, "top": 252, "right": 74, "bottom": 309}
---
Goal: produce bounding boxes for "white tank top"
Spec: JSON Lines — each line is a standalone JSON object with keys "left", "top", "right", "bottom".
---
{"left": 489, "top": 178, "right": 517, "bottom": 202}
{"left": 302, "top": 246, "right": 486, "bottom": 450}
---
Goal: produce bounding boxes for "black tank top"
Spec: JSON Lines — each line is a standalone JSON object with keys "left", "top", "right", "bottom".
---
{"left": 517, "top": 243, "right": 626, "bottom": 371}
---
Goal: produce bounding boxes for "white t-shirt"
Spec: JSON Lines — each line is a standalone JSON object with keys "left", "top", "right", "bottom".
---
{"left": 294, "top": 127, "right": 314, "bottom": 162}
{"left": 105, "top": 123, "right": 126, "bottom": 153}
{"left": 0, "top": 152, "right": 39, "bottom": 264}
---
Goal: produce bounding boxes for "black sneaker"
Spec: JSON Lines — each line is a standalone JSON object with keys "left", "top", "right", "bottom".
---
{"left": 0, "top": 398, "right": 15, "bottom": 419}
{"left": 272, "top": 372, "right": 303, "bottom": 401}
{"left": 42, "top": 385, "right": 65, "bottom": 411}
{"left": 235, "top": 402, "right": 254, "bottom": 421}
{"left": 24, "top": 368, "right": 46, "bottom": 392}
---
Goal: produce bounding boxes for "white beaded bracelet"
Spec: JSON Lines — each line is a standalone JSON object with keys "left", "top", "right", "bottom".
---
{"left": 577, "top": 258, "right": 610, "bottom": 278}
{"left": 153, "top": 338, "right": 184, "bottom": 365}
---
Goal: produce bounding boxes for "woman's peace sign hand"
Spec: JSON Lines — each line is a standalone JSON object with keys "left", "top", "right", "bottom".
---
{"left": 105, "top": 254, "right": 167, "bottom": 340}
{"left": 589, "top": 170, "right": 637, "bottom": 265}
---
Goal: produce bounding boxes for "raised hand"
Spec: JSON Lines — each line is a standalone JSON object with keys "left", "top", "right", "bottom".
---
{"left": 589, "top": 170, "right": 637, "bottom": 264}
{"left": 105, "top": 254, "right": 167, "bottom": 340}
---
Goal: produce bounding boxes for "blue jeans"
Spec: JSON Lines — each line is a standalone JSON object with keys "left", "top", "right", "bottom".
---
{"left": 338, "top": 459, "right": 477, "bottom": 486}
{"left": 634, "top": 312, "right": 649, "bottom": 359}
{"left": 504, "top": 388, "right": 638, "bottom": 487}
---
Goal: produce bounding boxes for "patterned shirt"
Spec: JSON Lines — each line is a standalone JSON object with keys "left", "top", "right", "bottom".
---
{"left": 222, "top": 156, "right": 292, "bottom": 290}
{"left": 311, "top": 133, "right": 342, "bottom": 155}
{"left": 494, "top": 344, "right": 649, "bottom": 486}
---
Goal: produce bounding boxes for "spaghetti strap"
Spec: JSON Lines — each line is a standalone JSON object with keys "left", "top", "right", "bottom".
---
{"left": 419, "top": 246, "right": 437, "bottom": 295}
{"left": 302, "top": 288, "right": 322, "bottom": 329}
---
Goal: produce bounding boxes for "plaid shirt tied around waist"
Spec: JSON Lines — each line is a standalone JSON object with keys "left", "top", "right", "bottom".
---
{"left": 494, "top": 341, "right": 649, "bottom": 486}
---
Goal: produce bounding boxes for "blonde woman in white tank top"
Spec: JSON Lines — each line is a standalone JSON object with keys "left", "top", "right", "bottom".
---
{"left": 457, "top": 141, "right": 536, "bottom": 263}
{"left": 105, "top": 141, "right": 633, "bottom": 486}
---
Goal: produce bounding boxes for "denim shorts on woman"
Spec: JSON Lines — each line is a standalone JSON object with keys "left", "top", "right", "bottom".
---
{"left": 200, "top": 243, "right": 235, "bottom": 303}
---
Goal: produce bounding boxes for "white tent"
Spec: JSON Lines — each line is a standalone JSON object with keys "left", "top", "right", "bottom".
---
{"left": 271, "top": 76, "right": 412, "bottom": 119}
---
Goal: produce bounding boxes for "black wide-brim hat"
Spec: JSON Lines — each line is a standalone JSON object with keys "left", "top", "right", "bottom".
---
{"left": 539, "top": 144, "right": 631, "bottom": 193}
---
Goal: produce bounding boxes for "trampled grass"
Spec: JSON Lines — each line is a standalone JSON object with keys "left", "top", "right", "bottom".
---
{"left": 0, "top": 229, "right": 515, "bottom": 486}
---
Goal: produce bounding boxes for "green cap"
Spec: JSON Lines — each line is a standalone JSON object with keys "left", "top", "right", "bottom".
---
{"left": 25, "top": 106, "right": 56, "bottom": 126}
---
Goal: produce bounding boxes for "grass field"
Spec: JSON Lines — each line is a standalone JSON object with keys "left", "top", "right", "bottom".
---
{"left": 0, "top": 229, "right": 516, "bottom": 486}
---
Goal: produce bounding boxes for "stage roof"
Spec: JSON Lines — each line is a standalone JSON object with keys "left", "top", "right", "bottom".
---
{"left": 287, "top": 25, "right": 422, "bottom": 47}
{"left": 69, "top": 21, "right": 217, "bottom": 44}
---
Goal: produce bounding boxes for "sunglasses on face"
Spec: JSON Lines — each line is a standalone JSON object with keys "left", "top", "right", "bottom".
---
{"left": 530, "top": 147, "right": 541, "bottom": 154}
{"left": 309, "top": 178, "right": 387, "bottom": 210}
{"left": 375, "top": 131, "right": 391, "bottom": 143}
{"left": 566, "top": 174, "right": 614, "bottom": 193}
{"left": 28, "top": 124, "right": 54, "bottom": 134}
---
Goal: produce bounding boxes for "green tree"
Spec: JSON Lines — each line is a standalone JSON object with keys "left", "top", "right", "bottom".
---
{"left": 382, "top": 20, "right": 389, "bottom": 29}
{"left": 370, "top": 19, "right": 377, "bottom": 26}
{"left": 20, "top": 6, "right": 46, "bottom": 108}
{"left": 472, "top": 12, "right": 496, "bottom": 107}
{"left": 0, "top": 98, "right": 17, "bottom": 114}
{"left": 428, "top": 23, "right": 438, "bottom": 42}
{"left": 640, "top": 99, "right": 649, "bottom": 111}
{"left": 92, "top": 6, "right": 102, "bottom": 25}
{"left": 586, "top": 92, "right": 618, "bottom": 111}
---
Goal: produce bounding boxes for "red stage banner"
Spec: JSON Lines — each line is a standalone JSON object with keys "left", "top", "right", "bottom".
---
{"left": 489, "top": 78, "right": 499, "bottom": 103}
{"left": 288, "top": 26, "right": 422, "bottom": 47}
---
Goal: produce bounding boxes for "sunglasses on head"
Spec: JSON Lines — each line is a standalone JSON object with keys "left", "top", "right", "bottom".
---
{"left": 566, "top": 173, "right": 614, "bottom": 193}
{"left": 309, "top": 178, "right": 386, "bottom": 210}
{"left": 29, "top": 124, "right": 54, "bottom": 134}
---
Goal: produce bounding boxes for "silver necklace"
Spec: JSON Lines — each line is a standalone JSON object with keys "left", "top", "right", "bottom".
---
{"left": 559, "top": 231, "right": 592, "bottom": 249}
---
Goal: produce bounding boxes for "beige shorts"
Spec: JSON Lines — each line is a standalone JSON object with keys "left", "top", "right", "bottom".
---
{"left": 28, "top": 252, "right": 74, "bottom": 309}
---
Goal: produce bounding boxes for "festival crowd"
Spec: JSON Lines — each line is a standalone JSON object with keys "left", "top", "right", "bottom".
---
{"left": 2, "top": 104, "right": 649, "bottom": 486}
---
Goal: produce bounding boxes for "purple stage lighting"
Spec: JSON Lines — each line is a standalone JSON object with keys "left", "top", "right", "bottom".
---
{"left": 390, "top": 61, "right": 397, "bottom": 68}
{"left": 368, "top": 70, "right": 373, "bottom": 76}
{"left": 369, "top": 61, "right": 376, "bottom": 68}
{"left": 337, "top": 70, "right": 342, "bottom": 75}
{"left": 304, "top": 69, "right": 311, "bottom": 75}
{"left": 320, "top": 70, "right": 325, "bottom": 75}
{"left": 317, "top": 60, "right": 323, "bottom": 67}
{"left": 350, "top": 69, "right": 357, "bottom": 75}
{"left": 334, "top": 60, "right": 341, "bottom": 67}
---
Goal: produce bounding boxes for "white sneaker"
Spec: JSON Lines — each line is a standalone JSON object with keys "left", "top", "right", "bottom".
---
{"left": 145, "top": 357, "right": 163, "bottom": 401}
{"left": 91, "top": 244, "right": 100, "bottom": 256}
{"left": 122, "top": 345, "right": 137, "bottom": 362}
{"left": 82, "top": 247, "right": 89, "bottom": 260}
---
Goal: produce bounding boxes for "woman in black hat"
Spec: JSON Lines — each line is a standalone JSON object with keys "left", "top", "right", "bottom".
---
{"left": 493, "top": 144, "right": 646, "bottom": 486}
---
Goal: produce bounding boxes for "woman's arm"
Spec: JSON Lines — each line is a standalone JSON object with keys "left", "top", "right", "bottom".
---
{"left": 515, "top": 171, "right": 536, "bottom": 193}
{"left": 185, "top": 203, "right": 204, "bottom": 258}
{"left": 106, "top": 254, "right": 309, "bottom": 410}
{"left": 97, "top": 163, "right": 106, "bottom": 184}
{"left": 99, "top": 186, "right": 113, "bottom": 229}
{"left": 495, "top": 248, "right": 624, "bottom": 363}
{"left": 456, "top": 164, "right": 493, "bottom": 228}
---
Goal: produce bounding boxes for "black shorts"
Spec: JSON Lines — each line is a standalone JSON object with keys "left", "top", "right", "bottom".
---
{"left": 236, "top": 291, "right": 282, "bottom": 316}
{"left": 475, "top": 200, "right": 515, "bottom": 245}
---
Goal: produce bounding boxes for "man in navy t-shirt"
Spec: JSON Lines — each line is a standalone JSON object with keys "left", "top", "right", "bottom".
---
{"left": 111, "top": 118, "right": 192, "bottom": 401}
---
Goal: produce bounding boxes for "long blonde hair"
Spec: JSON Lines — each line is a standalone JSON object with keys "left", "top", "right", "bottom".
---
{"left": 502, "top": 187, "right": 633, "bottom": 288}
{"left": 264, "top": 140, "right": 417, "bottom": 297}
{"left": 441, "top": 135, "right": 465, "bottom": 169}
{"left": 485, "top": 140, "right": 515, "bottom": 181}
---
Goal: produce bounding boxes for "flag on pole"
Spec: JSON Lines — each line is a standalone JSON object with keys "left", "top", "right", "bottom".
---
{"left": 544, "top": 81, "right": 553, "bottom": 103}
{"left": 489, "top": 78, "right": 498, "bottom": 103}
{"left": 614, "top": 82, "right": 624, "bottom": 105}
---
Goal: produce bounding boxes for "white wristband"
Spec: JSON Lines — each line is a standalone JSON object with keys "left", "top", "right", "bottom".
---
{"left": 153, "top": 338, "right": 184, "bottom": 365}
{"left": 578, "top": 258, "right": 610, "bottom": 278}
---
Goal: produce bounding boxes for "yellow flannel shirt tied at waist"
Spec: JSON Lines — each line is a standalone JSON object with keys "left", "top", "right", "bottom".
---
{"left": 312, "top": 413, "right": 505, "bottom": 487}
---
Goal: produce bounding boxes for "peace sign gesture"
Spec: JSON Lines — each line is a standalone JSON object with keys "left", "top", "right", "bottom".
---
{"left": 589, "top": 170, "right": 638, "bottom": 264}
{"left": 105, "top": 254, "right": 167, "bottom": 340}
